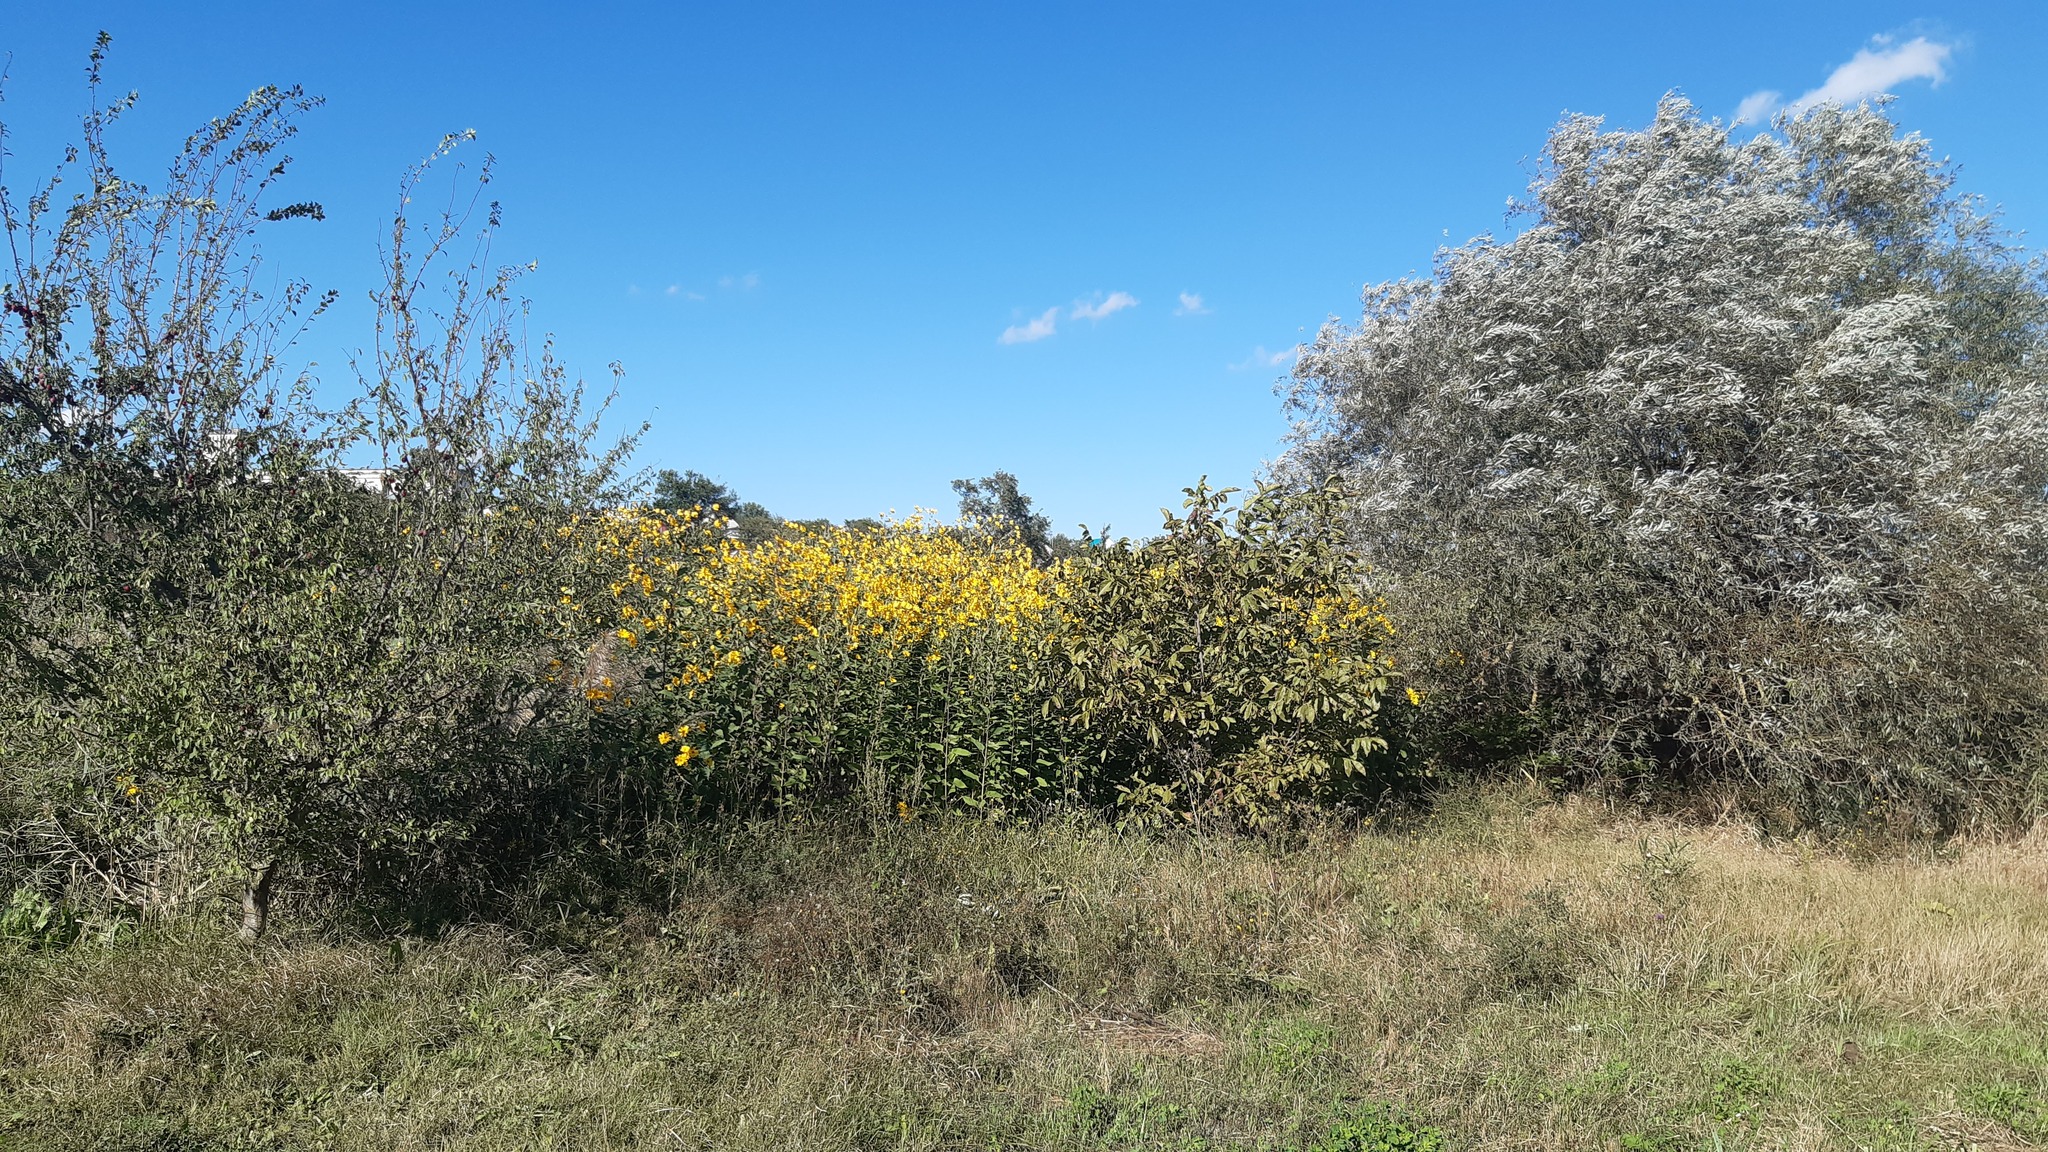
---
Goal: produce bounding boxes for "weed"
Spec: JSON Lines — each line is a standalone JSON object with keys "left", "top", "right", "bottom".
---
{"left": 1708, "top": 1059, "right": 1776, "bottom": 1124}
{"left": 1631, "top": 835, "right": 1696, "bottom": 902}
{"left": 1474, "top": 883, "right": 1588, "bottom": 997}
{"left": 1968, "top": 1083, "right": 2048, "bottom": 1140}
{"left": 1058, "top": 1083, "right": 1199, "bottom": 1148}
{"left": 1254, "top": 1018, "right": 1333, "bottom": 1075}
{"left": 0, "top": 888, "right": 78, "bottom": 951}
{"left": 1301, "top": 1103, "right": 1445, "bottom": 1151}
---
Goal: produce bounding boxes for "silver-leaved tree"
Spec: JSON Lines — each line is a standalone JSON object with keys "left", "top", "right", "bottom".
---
{"left": 1281, "top": 96, "right": 2048, "bottom": 824}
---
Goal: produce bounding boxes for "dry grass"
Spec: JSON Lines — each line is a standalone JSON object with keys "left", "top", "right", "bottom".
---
{"left": 1, "top": 788, "right": 2044, "bottom": 1150}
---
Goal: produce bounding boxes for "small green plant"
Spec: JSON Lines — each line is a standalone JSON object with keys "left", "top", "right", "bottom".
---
{"left": 1476, "top": 884, "right": 1588, "bottom": 997}
{"left": 1969, "top": 1083, "right": 2048, "bottom": 1140}
{"left": 0, "top": 887, "right": 79, "bottom": 950}
{"left": 1302, "top": 1103, "right": 1445, "bottom": 1152}
{"left": 1254, "top": 1018, "right": 1333, "bottom": 1075}
{"left": 1057, "top": 1083, "right": 1195, "bottom": 1148}
{"left": 1632, "top": 836, "right": 1694, "bottom": 888}
{"left": 1542, "top": 1057, "right": 1635, "bottom": 1105}
{"left": 1708, "top": 1059, "right": 1776, "bottom": 1124}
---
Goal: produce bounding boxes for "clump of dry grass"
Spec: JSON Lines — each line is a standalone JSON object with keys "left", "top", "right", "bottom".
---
{"left": 1, "top": 789, "right": 2044, "bottom": 1150}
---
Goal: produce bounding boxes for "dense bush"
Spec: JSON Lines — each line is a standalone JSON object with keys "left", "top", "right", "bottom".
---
{"left": 0, "top": 50, "right": 633, "bottom": 931}
{"left": 1283, "top": 95, "right": 2048, "bottom": 823}
{"left": 1044, "top": 481, "right": 1400, "bottom": 824}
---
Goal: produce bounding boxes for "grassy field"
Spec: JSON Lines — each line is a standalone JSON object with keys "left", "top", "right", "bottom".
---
{"left": 3, "top": 789, "right": 2046, "bottom": 1151}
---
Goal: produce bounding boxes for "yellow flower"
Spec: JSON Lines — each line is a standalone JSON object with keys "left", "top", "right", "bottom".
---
{"left": 617, "top": 628, "right": 638, "bottom": 646}
{"left": 1405, "top": 686, "right": 1424, "bottom": 706}
{"left": 674, "top": 745, "right": 697, "bottom": 766}
{"left": 657, "top": 731, "right": 673, "bottom": 744}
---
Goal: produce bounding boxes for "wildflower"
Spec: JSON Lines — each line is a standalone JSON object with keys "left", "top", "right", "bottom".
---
{"left": 674, "top": 746, "right": 697, "bottom": 766}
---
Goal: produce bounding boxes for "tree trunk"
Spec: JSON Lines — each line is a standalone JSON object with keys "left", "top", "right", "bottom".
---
{"left": 238, "top": 860, "right": 276, "bottom": 941}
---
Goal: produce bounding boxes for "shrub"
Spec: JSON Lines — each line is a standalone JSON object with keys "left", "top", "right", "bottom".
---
{"left": 1045, "top": 480, "right": 1402, "bottom": 825}
{"left": 0, "top": 44, "right": 632, "bottom": 932}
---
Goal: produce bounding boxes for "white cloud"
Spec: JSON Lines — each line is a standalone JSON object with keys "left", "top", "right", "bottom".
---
{"left": 1736, "top": 35, "right": 1954, "bottom": 124}
{"left": 1732, "top": 90, "right": 1782, "bottom": 126}
{"left": 1230, "top": 344, "right": 1299, "bottom": 371}
{"left": 1071, "top": 290, "right": 1139, "bottom": 322}
{"left": 665, "top": 284, "right": 680, "bottom": 296}
{"left": 999, "top": 307, "right": 1060, "bottom": 345}
{"left": 1794, "top": 35, "right": 1952, "bottom": 111}
{"left": 718, "top": 272, "right": 761, "bottom": 292}
{"left": 1174, "top": 291, "right": 1211, "bottom": 316}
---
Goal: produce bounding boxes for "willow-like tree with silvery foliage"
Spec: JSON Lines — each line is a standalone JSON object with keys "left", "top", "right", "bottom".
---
{"left": 1281, "top": 95, "right": 2048, "bottom": 823}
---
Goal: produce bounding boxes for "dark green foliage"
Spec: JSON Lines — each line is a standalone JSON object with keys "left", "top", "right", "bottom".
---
{"left": 1045, "top": 481, "right": 1399, "bottom": 824}
{"left": 652, "top": 468, "right": 741, "bottom": 511}
{"left": 954, "top": 469, "right": 1054, "bottom": 562}
{"left": 652, "top": 468, "right": 782, "bottom": 542}
{"left": 0, "top": 45, "right": 633, "bottom": 929}
{"left": 1299, "top": 1104, "right": 1446, "bottom": 1152}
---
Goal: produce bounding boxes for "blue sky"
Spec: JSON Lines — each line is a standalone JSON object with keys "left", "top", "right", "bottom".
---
{"left": 4, "top": 3, "right": 2044, "bottom": 535}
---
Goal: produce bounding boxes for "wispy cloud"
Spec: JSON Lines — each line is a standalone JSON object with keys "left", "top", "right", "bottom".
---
{"left": 718, "top": 272, "right": 761, "bottom": 292}
{"left": 1230, "top": 344, "right": 1299, "bottom": 371}
{"left": 1794, "top": 35, "right": 1952, "bottom": 111}
{"left": 1733, "top": 90, "right": 1782, "bottom": 126}
{"left": 1174, "top": 291, "right": 1211, "bottom": 316}
{"left": 1735, "top": 34, "right": 1954, "bottom": 124}
{"left": 999, "top": 307, "right": 1060, "bottom": 345}
{"left": 1071, "top": 291, "right": 1139, "bottom": 322}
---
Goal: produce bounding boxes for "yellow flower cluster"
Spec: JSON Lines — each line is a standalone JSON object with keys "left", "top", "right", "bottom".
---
{"left": 587, "top": 510, "right": 1047, "bottom": 644}
{"left": 574, "top": 510, "right": 1054, "bottom": 770}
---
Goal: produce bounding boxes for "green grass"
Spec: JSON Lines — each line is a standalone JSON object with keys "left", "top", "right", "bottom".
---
{"left": 3, "top": 790, "right": 2045, "bottom": 1150}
